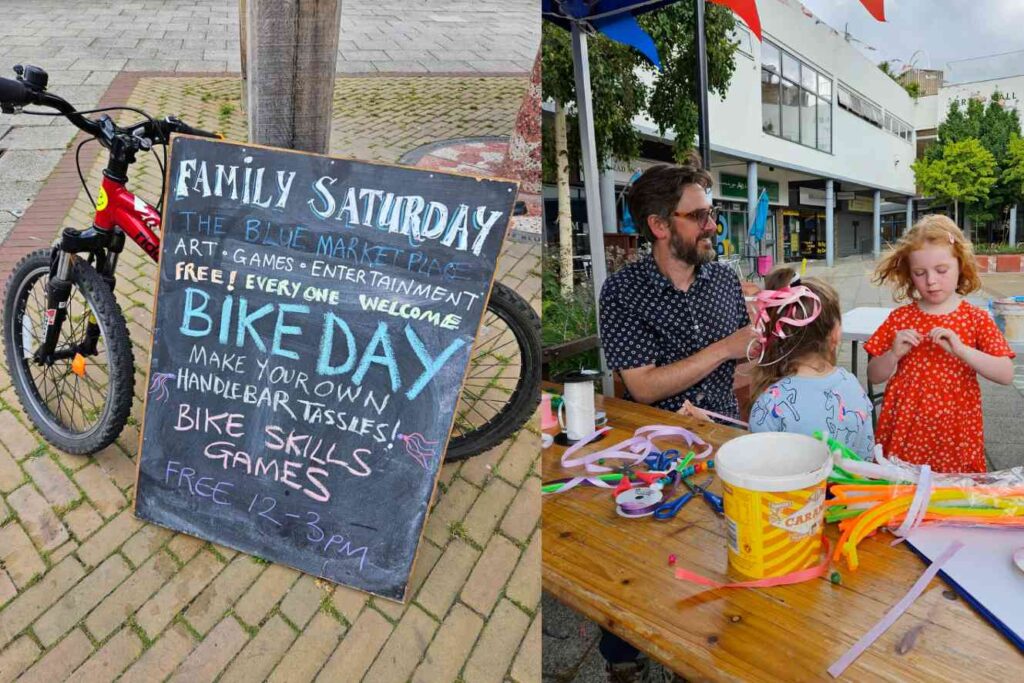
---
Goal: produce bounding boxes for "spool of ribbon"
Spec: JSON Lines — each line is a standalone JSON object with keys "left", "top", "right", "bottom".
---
{"left": 555, "top": 370, "right": 602, "bottom": 443}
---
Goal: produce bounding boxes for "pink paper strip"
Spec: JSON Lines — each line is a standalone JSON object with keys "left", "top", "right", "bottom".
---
{"left": 827, "top": 540, "right": 964, "bottom": 678}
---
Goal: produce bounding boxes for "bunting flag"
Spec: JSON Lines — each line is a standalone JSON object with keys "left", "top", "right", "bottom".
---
{"left": 858, "top": 0, "right": 886, "bottom": 22}
{"left": 709, "top": 0, "right": 762, "bottom": 40}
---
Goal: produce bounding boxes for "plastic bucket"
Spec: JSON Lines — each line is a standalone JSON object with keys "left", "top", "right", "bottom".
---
{"left": 715, "top": 433, "right": 832, "bottom": 579}
{"left": 756, "top": 254, "right": 774, "bottom": 277}
{"left": 991, "top": 297, "right": 1024, "bottom": 343}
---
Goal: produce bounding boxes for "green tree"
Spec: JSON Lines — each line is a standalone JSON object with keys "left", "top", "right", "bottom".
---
{"left": 913, "top": 138, "right": 997, "bottom": 233}
{"left": 1003, "top": 134, "right": 1024, "bottom": 204}
{"left": 641, "top": 3, "right": 739, "bottom": 160}
{"left": 924, "top": 94, "right": 1021, "bottom": 225}
{"left": 877, "top": 61, "right": 920, "bottom": 99}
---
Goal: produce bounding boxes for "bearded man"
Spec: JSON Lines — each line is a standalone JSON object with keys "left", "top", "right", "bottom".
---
{"left": 599, "top": 155, "right": 755, "bottom": 422}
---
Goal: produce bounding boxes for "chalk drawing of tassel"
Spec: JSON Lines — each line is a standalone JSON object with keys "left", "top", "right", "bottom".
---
{"left": 148, "top": 372, "right": 177, "bottom": 402}
{"left": 397, "top": 432, "right": 440, "bottom": 470}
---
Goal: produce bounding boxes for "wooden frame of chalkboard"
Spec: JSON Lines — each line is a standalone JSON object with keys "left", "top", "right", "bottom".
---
{"left": 133, "top": 135, "right": 519, "bottom": 602}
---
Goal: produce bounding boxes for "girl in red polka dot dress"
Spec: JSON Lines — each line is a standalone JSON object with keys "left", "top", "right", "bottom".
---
{"left": 864, "top": 215, "right": 1015, "bottom": 473}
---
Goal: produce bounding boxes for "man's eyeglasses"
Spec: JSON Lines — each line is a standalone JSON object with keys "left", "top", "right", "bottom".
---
{"left": 671, "top": 206, "right": 719, "bottom": 227}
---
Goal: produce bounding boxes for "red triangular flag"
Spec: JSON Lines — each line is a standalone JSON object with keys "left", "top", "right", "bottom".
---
{"left": 859, "top": 0, "right": 886, "bottom": 21}
{"left": 709, "top": 0, "right": 762, "bottom": 41}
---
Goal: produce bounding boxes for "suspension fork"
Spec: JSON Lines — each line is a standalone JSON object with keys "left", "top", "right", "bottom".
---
{"left": 32, "top": 226, "right": 125, "bottom": 364}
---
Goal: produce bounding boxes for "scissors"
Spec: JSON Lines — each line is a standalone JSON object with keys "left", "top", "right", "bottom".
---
{"left": 652, "top": 474, "right": 712, "bottom": 520}
{"left": 682, "top": 475, "right": 724, "bottom": 515}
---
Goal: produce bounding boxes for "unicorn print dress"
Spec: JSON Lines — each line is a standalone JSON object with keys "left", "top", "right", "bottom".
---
{"left": 749, "top": 369, "right": 875, "bottom": 460}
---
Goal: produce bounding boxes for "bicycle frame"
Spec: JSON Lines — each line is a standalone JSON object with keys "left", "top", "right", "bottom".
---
{"left": 93, "top": 174, "right": 161, "bottom": 261}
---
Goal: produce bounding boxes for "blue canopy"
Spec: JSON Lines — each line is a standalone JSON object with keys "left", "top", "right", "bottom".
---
{"left": 542, "top": 0, "right": 679, "bottom": 69}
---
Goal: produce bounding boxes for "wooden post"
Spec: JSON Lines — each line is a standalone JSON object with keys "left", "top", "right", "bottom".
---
{"left": 246, "top": 0, "right": 342, "bottom": 153}
{"left": 238, "top": 0, "right": 247, "bottom": 113}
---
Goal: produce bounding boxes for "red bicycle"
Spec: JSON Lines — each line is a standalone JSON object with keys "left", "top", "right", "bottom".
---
{"left": 0, "top": 64, "right": 540, "bottom": 459}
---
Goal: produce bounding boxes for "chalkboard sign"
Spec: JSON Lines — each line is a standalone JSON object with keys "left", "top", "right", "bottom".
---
{"left": 134, "top": 136, "right": 517, "bottom": 601}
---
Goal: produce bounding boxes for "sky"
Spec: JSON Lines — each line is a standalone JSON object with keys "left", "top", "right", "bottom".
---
{"left": 798, "top": 0, "right": 1024, "bottom": 82}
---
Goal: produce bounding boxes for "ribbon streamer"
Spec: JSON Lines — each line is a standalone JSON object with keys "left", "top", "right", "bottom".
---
{"left": 827, "top": 540, "right": 964, "bottom": 678}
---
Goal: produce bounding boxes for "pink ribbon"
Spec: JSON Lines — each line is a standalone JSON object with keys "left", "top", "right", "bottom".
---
{"left": 673, "top": 538, "right": 832, "bottom": 589}
{"left": 559, "top": 425, "right": 712, "bottom": 473}
{"left": 749, "top": 286, "right": 823, "bottom": 363}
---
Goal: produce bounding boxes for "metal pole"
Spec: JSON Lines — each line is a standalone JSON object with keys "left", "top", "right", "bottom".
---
{"left": 747, "top": 162, "right": 757, "bottom": 256}
{"left": 695, "top": 0, "right": 710, "bottom": 170}
{"left": 825, "top": 179, "right": 834, "bottom": 267}
{"left": 571, "top": 22, "right": 613, "bottom": 396}
{"left": 1011, "top": 204, "right": 1018, "bottom": 247}
{"left": 872, "top": 190, "right": 881, "bottom": 258}
{"left": 905, "top": 198, "right": 913, "bottom": 235}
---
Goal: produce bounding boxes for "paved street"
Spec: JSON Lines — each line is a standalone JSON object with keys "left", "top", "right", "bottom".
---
{"left": 0, "top": 2, "right": 541, "bottom": 681}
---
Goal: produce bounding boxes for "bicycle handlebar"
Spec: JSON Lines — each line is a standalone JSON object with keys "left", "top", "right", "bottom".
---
{"left": 0, "top": 76, "right": 29, "bottom": 107}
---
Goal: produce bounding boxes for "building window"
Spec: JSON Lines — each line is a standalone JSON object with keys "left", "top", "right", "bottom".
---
{"left": 839, "top": 84, "right": 912, "bottom": 143}
{"left": 760, "top": 40, "right": 832, "bottom": 153}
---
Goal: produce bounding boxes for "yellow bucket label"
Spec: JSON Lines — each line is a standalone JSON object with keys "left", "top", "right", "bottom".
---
{"left": 722, "top": 480, "right": 826, "bottom": 579}
{"left": 96, "top": 187, "right": 108, "bottom": 211}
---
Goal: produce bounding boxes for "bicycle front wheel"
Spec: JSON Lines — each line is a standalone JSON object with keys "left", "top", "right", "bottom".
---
{"left": 3, "top": 249, "right": 135, "bottom": 454}
{"left": 445, "top": 282, "right": 541, "bottom": 462}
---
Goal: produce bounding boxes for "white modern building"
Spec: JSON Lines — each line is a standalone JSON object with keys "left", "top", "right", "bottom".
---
{"left": 544, "top": 0, "right": 921, "bottom": 267}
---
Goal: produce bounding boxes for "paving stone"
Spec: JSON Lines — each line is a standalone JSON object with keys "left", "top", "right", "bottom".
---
{"left": 16, "top": 628, "right": 91, "bottom": 683}
{"left": 462, "top": 476, "right": 517, "bottom": 546}
{"left": 376, "top": 539, "right": 442, "bottom": 621}
{"left": 93, "top": 445, "right": 137, "bottom": 490}
{"left": 34, "top": 553, "right": 131, "bottom": 647}
{"left": 279, "top": 574, "right": 327, "bottom": 629}
{"left": 120, "top": 524, "right": 174, "bottom": 566}
{"left": 73, "top": 464, "right": 127, "bottom": 518}
{"left": 267, "top": 611, "right": 344, "bottom": 683}
{"left": 233, "top": 562, "right": 299, "bottom": 627}
{"left": 183, "top": 554, "right": 264, "bottom": 635}
{"left": 500, "top": 476, "right": 539, "bottom": 543}
{"left": 0, "top": 570, "right": 15, "bottom": 607}
{"left": 315, "top": 607, "right": 392, "bottom": 683}
{"left": 412, "top": 603, "right": 484, "bottom": 683}
{"left": 0, "top": 556, "right": 85, "bottom": 648}
{"left": 0, "top": 125, "right": 77, "bottom": 150}
{"left": 416, "top": 539, "right": 480, "bottom": 619}
{"left": 68, "top": 626, "right": 142, "bottom": 683}
{"left": 0, "top": 635, "right": 40, "bottom": 683}
{"left": 22, "top": 455, "right": 79, "bottom": 507}
{"left": 497, "top": 427, "right": 539, "bottom": 485}
{"left": 0, "top": 411, "right": 38, "bottom": 460}
{"left": 135, "top": 550, "right": 223, "bottom": 638}
{"left": 0, "top": 151, "right": 63, "bottom": 182}
{"left": 48, "top": 539, "right": 77, "bottom": 563}
{"left": 423, "top": 476, "right": 480, "bottom": 546}
{"left": 0, "top": 521, "right": 45, "bottom": 588}
{"left": 166, "top": 533, "right": 205, "bottom": 564}
{"left": 461, "top": 533, "right": 520, "bottom": 616}
{"left": 169, "top": 615, "right": 249, "bottom": 683}
{"left": 510, "top": 613, "right": 541, "bottom": 683}
{"left": 505, "top": 530, "right": 540, "bottom": 611}
{"left": 6, "top": 485, "right": 68, "bottom": 552}
{"left": 75, "top": 508, "right": 143, "bottom": 568}
{"left": 364, "top": 604, "right": 437, "bottom": 683}
{"left": 119, "top": 622, "right": 195, "bottom": 683}
{"left": 85, "top": 550, "right": 178, "bottom": 641}
{"left": 220, "top": 615, "right": 297, "bottom": 683}
{"left": 329, "top": 584, "right": 369, "bottom": 624}
{"left": 463, "top": 599, "right": 531, "bottom": 683}
{"left": 62, "top": 502, "right": 103, "bottom": 541}
{"left": 0, "top": 448, "right": 24, "bottom": 492}
{"left": 459, "top": 443, "right": 505, "bottom": 488}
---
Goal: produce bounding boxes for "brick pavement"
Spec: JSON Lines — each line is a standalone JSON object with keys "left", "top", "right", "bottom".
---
{"left": 0, "top": 71, "right": 540, "bottom": 680}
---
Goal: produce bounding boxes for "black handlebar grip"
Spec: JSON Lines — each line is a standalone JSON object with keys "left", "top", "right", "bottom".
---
{"left": 0, "top": 77, "right": 30, "bottom": 106}
{"left": 179, "top": 122, "right": 222, "bottom": 139}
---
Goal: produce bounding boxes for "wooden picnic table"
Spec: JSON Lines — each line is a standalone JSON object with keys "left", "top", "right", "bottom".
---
{"left": 542, "top": 385, "right": 1022, "bottom": 681}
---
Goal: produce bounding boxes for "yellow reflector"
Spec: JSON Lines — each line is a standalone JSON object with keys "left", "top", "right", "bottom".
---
{"left": 71, "top": 353, "right": 87, "bottom": 377}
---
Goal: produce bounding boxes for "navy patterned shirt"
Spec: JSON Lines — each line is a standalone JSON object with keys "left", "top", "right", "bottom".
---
{"left": 599, "top": 255, "right": 750, "bottom": 418}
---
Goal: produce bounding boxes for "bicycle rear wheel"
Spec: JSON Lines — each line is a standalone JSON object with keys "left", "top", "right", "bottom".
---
{"left": 3, "top": 249, "right": 134, "bottom": 454}
{"left": 445, "top": 282, "right": 541, "bottom": 462}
